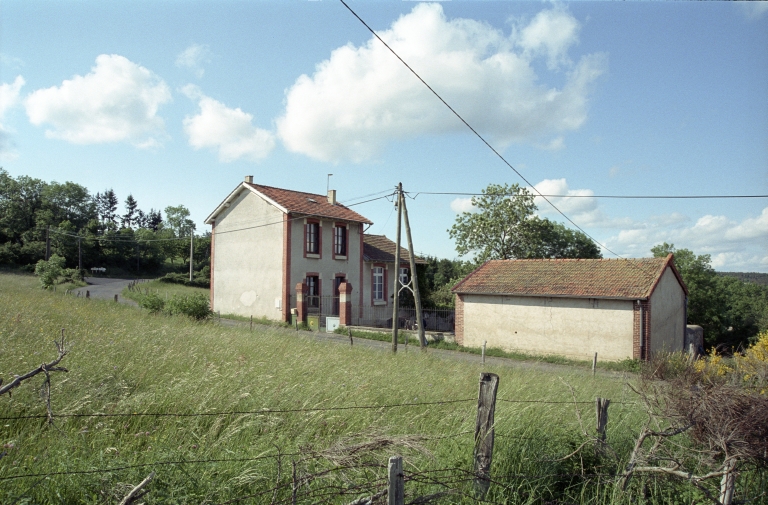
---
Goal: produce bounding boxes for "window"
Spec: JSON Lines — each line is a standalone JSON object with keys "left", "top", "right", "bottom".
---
{"left": 305, "top": 221, "right": 319, "bottom": 255}
{"left": 373, "top": 267, "right": 384, "bottom": 302}
{"left": 306, "top": 275, "right": 320, "bottom": 308}
{"left": 399, "top": 267, "right": 409, "bottom": 286}
{"left": 334, "top": 224, "right": 347, "bottom": 257}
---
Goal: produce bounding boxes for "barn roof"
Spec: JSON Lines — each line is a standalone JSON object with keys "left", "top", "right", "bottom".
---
{"left": 451, "top": 254, "right": 687, "bottom": 300}
{"left": 363, "top": 234, "right": 427, "bottom": 265}
{"left": 205, "top": 182, "right": 372, "bottom": 225}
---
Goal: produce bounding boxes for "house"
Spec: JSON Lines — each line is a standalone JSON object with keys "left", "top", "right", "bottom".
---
{"left": 451, "top": 255, "right": 688, "bottom": 361}
{"left": 362, "top": 234, "right": 426, "bottom": 308}
{"left": 205, "top": 177, "right": 372, "bottom": 322}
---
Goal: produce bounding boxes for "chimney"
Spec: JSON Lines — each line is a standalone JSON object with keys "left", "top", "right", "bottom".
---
{"left": 244, "top": 175, "right": 253, "bottom": 184}
{"left": 327, "top": 189, "right": 336, "bottom": 205}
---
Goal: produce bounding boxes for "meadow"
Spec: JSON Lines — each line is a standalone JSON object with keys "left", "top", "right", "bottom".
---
{"left": 0, "top": 273, "right": 761, "bottom": 504}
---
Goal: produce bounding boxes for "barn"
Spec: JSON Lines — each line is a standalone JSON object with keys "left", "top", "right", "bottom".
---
{"left": 451, "top": 255, "right": 688, "bottom": 361}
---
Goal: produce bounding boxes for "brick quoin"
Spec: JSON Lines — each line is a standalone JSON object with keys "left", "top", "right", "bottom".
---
{"left": 454, "top": 293, "right": 464, "bottom": 346}
{"left": 296, "top": 282, "right": 307, "bottom": 324}
{"left": 339, "top": 282, "right": 353, "bottom": 326}
{"left": 633, "top": 300, "right": 651, "bottom": 360}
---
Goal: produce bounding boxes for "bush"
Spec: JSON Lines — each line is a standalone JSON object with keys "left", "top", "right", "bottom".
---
{"left": 61, "top": 268, "right": 84, "bottom": 283}
{"left": 158, "top": 272, "right": 210, "bottom": 289}
{"left": 165, "top": 292, "right": 212, "bottom": 320}
{"left": 139, "top": 292, "right": 165, "bottom": 314}
{"left": 34, "top": 254, "right": 65, "bottom": 289}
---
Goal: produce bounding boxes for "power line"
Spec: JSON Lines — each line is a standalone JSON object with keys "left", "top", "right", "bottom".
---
{"left": 412, "top": 192, "right": 768, "bottom": 200}
{"left": 336, "top": 0, "right": 677, "bottom": 275}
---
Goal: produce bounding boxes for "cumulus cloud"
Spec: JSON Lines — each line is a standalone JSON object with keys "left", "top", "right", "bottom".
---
{"left": 176, "top": 43, "right": 212, "bottom": 78}
{"left": 605, "top": 206, "right": 768, "bottom": 271}
{"left": 532, "top": 178, "right": 598, "bottom": 218}
{"left": 182, "top": 85, "right": 275, "bottom": 162}
{"left": 25, "top": 54, "right": 171, "bottom": 148}
{"left": 277, "top": 3, "right": 605, "bottom": 162}
{"left": 450, "top": 197, "right": 475, "bottom": 214}
{"left": 0, "top": 76, "right": 26, "bottom": 160}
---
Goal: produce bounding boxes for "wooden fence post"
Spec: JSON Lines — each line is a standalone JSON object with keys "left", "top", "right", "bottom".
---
{"left": 86, "top": 290, "right": 90, "bottom": 299}
{"left": 250, "top": 315, "right": 253, "bottom": 331}
{"left": 388, "top": 455, "right": 404, "bottom": 505}
{"left": 114, "top": 294, "right": 118, "bottom": 303}
{"left": 348, "top": 326, "right": 353, "bottom": 346}
{"left": 596, "top": 397, "right": 610, "bottom": 454}
{"left": 592, "top": 353, "right": 598, "bottom": 375}
{"left": 474, "top": 372, "right": 499, "bottom": 498}
{"left": 482, "top": 341, "right": 487, "bottom": 364}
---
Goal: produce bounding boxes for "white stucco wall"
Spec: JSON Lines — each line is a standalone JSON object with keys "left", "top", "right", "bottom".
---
{"left": 212, "top": 190, "right": 284, "bottom": 319}
{"left": 461, "top": 294, "right": 635, "bottom": 361}
{"left": 649, "top": 267, "right": 686, "bottom": 355}
{"left": 290, "top": 220, "right": 363, "bottom": 303}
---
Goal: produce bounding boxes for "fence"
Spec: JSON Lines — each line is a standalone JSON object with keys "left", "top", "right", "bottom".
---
{"left": 290, "top": 294, "right": 455, "bottom": 332}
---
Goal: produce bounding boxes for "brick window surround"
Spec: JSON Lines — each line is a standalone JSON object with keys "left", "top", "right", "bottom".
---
{"left": 333, "top": 223, "right": 348, "bottom": 259}
{"left": 304, "top": 220, "right": 321, "bottom": 258}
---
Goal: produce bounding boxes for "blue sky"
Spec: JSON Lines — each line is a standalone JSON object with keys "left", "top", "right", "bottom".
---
{"left": 1, "top": 1, "right": 767, "bottom": 271}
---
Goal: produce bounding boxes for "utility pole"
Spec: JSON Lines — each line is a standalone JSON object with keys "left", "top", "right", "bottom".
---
{"left": 400, "top": 195, "right": 426, "bottom": 348}
{"left": 391, "top": 183, "right": 403, "bottom": 353}
{"left": 78, "top": 236, "right": 82, "bottom": 271}
{"left": 45, "top": 225, "right": 51, "bottom": 261}
{"left": 189, "top": 233, "right": 194, "bottom": 282}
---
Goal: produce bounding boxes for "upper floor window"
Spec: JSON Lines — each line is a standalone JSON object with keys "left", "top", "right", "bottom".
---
{"left": 334, "top": 224, "right": 347, "bottom": 256}
{"left": 373, "top": 266, "right": 384, "bottom": 302}
{"left": 305, "top": 221, "right": 319, "bottom": 255}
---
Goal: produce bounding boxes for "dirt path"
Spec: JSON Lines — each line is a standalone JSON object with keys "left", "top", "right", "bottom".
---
{"left": 72, "top": 277, "right": 138, "bottom": 307}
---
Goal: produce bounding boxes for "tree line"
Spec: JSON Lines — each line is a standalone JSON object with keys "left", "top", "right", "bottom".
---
{"left": 0, "top": 168, "right": 210, "bottom": 276}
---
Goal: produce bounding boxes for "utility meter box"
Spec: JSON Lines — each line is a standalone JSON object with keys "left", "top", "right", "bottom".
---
{"left": 325, "top": 316, "right": 340, "bottom": 333}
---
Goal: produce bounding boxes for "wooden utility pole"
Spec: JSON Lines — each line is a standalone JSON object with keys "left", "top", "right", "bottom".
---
{"left": 474, "top": 372, "right": 499, "bottom": 498}
{"left": 189, "top": 233, "right": 194, "bottom": 282}
{"left": 391, "top": 183, "right": 403, "bottom": 353}
{"left": 78, "top": 236, "right": 82, "bottom": 271}
{"left": 399, "top": 194, "right": 426, "bottom": 348}
{"left": 45, "top": 225, "right": 51, "bottom": 261}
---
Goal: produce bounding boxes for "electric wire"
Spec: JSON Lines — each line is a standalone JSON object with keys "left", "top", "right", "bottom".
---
{"left": 337, "top": 0, "right": 689, "bottom": 275}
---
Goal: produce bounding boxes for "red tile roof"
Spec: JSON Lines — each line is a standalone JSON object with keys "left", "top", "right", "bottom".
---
{"left": 452, "top": 255, "right": 686, "bottom": 300}
{"left": 363, "top": 234, "right": 427, "bottom": 265}
{"left": 248, "top": 183, "right": 372, "bottom": 224}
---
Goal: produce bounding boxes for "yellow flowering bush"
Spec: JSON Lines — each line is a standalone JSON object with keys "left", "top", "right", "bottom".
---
{"left": 693, "top": 330, "right": 768, "bottom": 394}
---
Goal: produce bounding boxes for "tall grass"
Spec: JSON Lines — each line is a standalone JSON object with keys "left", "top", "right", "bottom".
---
{"left": 0, "top": 273, "right": 761, "bottom": 504}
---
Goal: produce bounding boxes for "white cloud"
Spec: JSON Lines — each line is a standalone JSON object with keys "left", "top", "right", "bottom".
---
{"left": 182, "top": 85, "right": 275, "bottom": 162}
{"left": 450, "top": 197, "right": 475, "bottom": 214}
{"left": 605, "top": 206, "right": 768, "bottom": 272}
{"left": 516, "top": 6, "right": 580, "bottom": 69}
{"left": 277, "top": 3, "right": 605, "bottom": 162}
{"left": 25, "top": 54, "right": 171, "bottom": 148}
{"left": 176, "top": 43, "right": 212, "bottom": 78}
{"left": 740, "top": 1, "right": 768, "bottom": 20}
{"left": 0, "top": 76, "right": 26, "bottom": 160}
{"left": 532, "top": 178, "right": 597, "bottom": 217}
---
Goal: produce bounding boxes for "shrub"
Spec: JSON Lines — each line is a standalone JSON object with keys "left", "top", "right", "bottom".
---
{"left": 158, "top": 272, "right": 210, "bottom": 288}
{"left": 61, "top": 268, "right": 84, "bottom": 283}
{"left": 139, "top": 292, "right": 165, "bottom": 314}
{"left": 34, "top": 254, "right": 65, "bottom": 289}
{"left": 165, "top": 292, "right": 212, "bottom": 320}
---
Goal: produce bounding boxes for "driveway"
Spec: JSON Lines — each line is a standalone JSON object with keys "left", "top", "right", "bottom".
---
{"left": 72, "top": 277, "right": 138, "bottom": 307}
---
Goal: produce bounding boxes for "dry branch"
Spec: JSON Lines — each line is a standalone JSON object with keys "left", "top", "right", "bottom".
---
{"left": 0, "top": 329, "right": 68, "bottom": 400}
{"left": 118, "top": 471, "right": 155, "bottom": 505}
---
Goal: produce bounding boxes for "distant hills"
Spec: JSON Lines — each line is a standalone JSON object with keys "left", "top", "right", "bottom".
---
{"left": 717, "top": 272, "right": 768, "bottom": 286}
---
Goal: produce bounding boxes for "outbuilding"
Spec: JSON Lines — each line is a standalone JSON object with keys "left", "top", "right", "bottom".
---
{"left": 451, "top": 255, "right": 688, "bottom": 361}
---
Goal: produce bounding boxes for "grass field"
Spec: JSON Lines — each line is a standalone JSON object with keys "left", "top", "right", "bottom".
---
{"left": 0, "top": 273, "right": 763, "bottom": 504}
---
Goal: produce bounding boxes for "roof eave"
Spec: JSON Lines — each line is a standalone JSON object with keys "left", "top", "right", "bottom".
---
{"left": 451, "top": 290, "right": 650, "bottom": 301}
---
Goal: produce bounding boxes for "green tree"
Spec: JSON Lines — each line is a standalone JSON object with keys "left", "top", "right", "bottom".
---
{"left": 449, "top": 183, "right": 537, "bottom": 262}
{"left": 449, "top": 183, "right": 602, "bottom": 263}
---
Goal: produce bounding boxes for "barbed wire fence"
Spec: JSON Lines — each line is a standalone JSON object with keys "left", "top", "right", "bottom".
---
{"left": 1, "top": 340, "right": 658, "bottom": 505}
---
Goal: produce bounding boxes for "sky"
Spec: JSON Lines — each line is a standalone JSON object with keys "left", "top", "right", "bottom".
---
{"left": 1, "top": 0, "right": 767, "bottom": 272}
